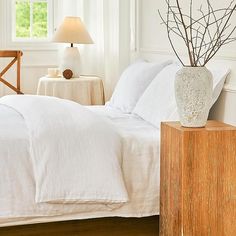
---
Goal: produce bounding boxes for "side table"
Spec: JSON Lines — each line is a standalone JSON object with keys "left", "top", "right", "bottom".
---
{"left": 160, "top": 121, "right": 236, "bottom": 236}
{"left": 37, "top": 76, "right": 105, "bottom": 105}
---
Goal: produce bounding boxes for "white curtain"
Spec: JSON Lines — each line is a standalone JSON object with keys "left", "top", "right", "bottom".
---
{"left": 60, "top": 0, "right": 131, "bottom": 100}
{"left": 80, "top": 0, "right": 121, "bottom": 100}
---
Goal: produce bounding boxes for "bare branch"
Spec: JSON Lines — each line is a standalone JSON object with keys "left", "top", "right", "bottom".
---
{"left": 204, "top": 3, "right": 236, "bottom": 65}
{"left": 159, "top": 0, "right": 236, "bottom": 67}
{"left": 158, "top": 2, "right": 184, "bottom": 65}
{"left": 195, "top": 2, "right": 212, "bottom": 65}
{"left": 176, "top": 0, "right": 194, "bottom": 66}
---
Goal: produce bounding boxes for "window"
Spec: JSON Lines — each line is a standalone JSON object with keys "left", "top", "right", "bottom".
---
{"left": 12, "top": 0, "right": 53, "bottom": 41}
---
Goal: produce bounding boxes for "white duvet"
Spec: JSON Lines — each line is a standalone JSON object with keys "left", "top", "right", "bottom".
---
{"left": 0, "top": 95, "right": 128, "bottom": 206}
{"left": 0, "top": 96, "right": 160, "bottom": 226}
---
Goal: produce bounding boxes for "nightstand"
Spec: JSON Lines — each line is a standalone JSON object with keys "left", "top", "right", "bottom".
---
{"left": 160, "top": 121, "right": 236, "bottom": 236}
{"left": 37, "top": 76, "right": 105, "bottom": 105}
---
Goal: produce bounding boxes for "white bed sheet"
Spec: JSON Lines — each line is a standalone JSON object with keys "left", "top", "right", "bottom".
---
{"left": 0, "top": 105, "right": 160, "bottom": 227}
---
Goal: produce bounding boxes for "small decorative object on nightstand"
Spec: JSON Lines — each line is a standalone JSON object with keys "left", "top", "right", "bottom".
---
{"left": 47, "top": 68, "right": 60, "bottom": 78}
{"left": 37, "top": 76, "right": 104, "bottom": 105}
{"left": 63, "top": 69, "right": 73, "bottom": 80}
{"left": 160, "top": 121, "right": 236, "bottom": 236}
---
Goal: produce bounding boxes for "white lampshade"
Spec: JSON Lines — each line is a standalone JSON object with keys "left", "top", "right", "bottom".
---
{"left": 53, "top": 17, "right": 93, "bottom": 78}
{"left": 53, "top": 17, "right": 93, "bottom": 44}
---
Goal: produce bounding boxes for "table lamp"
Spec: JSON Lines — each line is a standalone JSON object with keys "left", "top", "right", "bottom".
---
{"left": 53, "top": 17, "right": 94, "bottom": 77}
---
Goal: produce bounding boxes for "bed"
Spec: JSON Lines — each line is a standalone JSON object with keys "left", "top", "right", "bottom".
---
{"left": 0, "top": 96, "right": 160, "bottom": 227}
{"left": 0, "top": 60, "right": 229, "bottom": 230}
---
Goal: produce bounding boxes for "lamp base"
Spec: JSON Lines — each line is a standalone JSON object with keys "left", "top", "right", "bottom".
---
{"left": 60, "top": 47, "right": 81, "bottom": 78}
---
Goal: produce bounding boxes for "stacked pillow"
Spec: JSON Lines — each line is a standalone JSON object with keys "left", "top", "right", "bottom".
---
{"left": 106, "top": 59, "right": 172, "bottom": 113}
{"left": 107, "top": 60, "right": 230, "bottom": 129}
{"left": 211, "top": 68, "right": 230, "bottom": 105}
{"left": 133, "top": 63, "right": 180, "bottom": 128}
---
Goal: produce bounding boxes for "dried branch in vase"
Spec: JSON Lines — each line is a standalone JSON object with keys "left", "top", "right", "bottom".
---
{"left": 159, "top": 0, "right": 236, "bottom": 67}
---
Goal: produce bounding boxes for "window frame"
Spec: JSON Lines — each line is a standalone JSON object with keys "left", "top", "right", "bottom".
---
{"left": 12, "top": 0, "right": 52, "bottom": 42}
{"left": 5, "top": 0, "right": 59, "bottom": 50}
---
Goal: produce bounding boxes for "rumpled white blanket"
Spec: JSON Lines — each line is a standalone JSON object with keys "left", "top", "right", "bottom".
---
{"left": 0, "top": 95, "right": 128, "bottom": 204}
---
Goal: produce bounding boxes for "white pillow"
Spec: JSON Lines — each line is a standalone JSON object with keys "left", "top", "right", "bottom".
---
{"left": 133, "top": 63, "right": 230, "bottom": 128}
{"left": 133, "top": 63, "right": 180, "bottom": 128}
{"left": 211, "top": 68, "right": 230, "bottom": 105}
{"left": 106, "top": 59, "right": 172, "bottom": 113}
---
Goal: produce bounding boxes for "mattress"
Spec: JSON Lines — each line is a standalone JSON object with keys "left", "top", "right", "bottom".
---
{"left": 0, "top": 104, "right": 160, "bottom": 227}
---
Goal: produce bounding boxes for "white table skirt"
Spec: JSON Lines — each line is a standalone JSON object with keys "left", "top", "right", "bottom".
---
{"left": 37, "top": 76, "right": 105, "bottom": 105}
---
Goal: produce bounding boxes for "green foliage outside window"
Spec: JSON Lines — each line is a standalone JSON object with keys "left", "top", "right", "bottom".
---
{"left": 33, "top": 2, "right": 48, "bottom": 37}
{"left": 16, "top": 1, "right": 30, "bottom": 37}
{"left": 15, "top": 0, "right": 48, "bottom": 39}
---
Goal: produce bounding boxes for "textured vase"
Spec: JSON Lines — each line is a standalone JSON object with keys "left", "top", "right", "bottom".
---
{"left": 175, "top": 66, "right": 213, "bottom": 127}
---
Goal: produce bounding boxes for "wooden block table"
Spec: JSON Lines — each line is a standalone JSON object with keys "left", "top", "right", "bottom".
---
{"left": 160, "top": 121, "right": 236, "bottom": 236}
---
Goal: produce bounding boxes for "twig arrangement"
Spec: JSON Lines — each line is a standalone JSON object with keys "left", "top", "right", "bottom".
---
{"left": 159, "top": 0, "right": 236, "bottom": 66}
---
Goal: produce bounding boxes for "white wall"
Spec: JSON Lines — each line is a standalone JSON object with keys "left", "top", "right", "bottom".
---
{"left": 131, "top": 0, "right": 236, "bottom": 125}
{"left": 131, "top": 0, "right": 236, "bottom": 65}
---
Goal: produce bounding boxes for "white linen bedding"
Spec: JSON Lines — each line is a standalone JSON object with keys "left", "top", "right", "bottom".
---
{"left": 0, "top": 97, "right": 160, "bottom": 227}
{"left": 0, "top": 95, "right": 128, "bottom": 205}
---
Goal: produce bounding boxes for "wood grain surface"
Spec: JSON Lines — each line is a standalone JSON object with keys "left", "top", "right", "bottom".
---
{"left": 160, "top": 121, "right": 236, "bottom": 236}
{"left": 0, "top": 50, "right": 23, "bottom": 94}
{"left": 0, "top": 216, "right": 159, "bottom": 236}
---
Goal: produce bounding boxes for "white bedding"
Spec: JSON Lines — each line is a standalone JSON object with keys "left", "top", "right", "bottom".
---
{"left": 0, "top": 96, "right": 160, "bottom": 227}
{"left": 0, "top": 95, "right": 128, "bottom": 205}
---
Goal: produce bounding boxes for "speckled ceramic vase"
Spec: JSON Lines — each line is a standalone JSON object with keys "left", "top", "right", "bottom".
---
{"left": 175, "top": 66, "right": 213, "bottom": 127}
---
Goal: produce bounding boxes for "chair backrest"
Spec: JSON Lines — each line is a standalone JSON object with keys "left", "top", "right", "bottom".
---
{"left": 0, "top": 50, "right": 23, "bottom": 94}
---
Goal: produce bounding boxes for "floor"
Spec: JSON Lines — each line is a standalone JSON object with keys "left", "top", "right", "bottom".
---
{"left": 0, "top": 216, "right": 159, "bottom": 236}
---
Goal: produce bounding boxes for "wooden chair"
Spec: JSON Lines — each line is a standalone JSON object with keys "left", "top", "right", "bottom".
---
{"left": 0, "top": 50, "right": 23, "bottom": 94}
